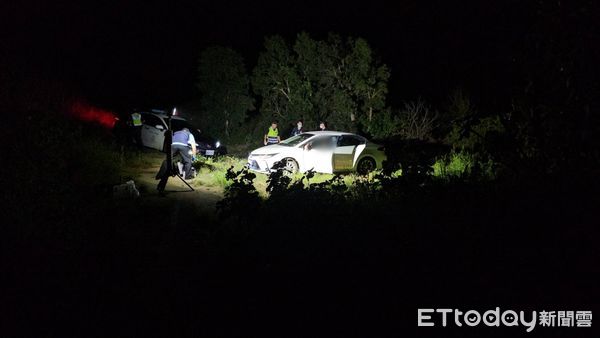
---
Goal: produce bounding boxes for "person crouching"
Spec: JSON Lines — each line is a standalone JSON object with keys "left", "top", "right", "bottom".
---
{"left": 171, "top": 127, "right": 197, "bottom": 180}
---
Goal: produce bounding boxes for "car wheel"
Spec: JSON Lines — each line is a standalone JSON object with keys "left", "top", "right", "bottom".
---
{"left": 284, "top": 158, "right": 299, "bottom": 173}
{"left": 357, "top": 157, "right": 376, "bottom": 175}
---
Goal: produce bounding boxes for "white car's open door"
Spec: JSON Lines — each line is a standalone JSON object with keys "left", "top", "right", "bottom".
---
{"left": 142, "top": 124, "right": 165, "bottom": 150}
{"left": 333, "top": 135, "right": 367, "bottom": 172}
{"left": 333, "top": 144, "right": 366, "bottom": 171}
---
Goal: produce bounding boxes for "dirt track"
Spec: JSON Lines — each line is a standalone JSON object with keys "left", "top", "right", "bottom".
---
{"left": 132, "top": 153, "right": 224, "bottom": 221}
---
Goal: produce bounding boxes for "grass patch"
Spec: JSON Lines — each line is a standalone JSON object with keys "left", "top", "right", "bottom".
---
{"left": 432, "top": 150, "right": 497, "bottom": 180}
{"left": 432, "top": 151, "right": 473, "bottom": 179}
{"left": 192, "top": 155, "right": 247, "bottom": 188}
{"left": 187, "top": 154, "right": 378, "bottom": 195}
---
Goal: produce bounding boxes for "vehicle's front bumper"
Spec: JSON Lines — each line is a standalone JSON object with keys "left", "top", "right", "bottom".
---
{"left": 247, "top": 158, "right": 272, "bottom": 173}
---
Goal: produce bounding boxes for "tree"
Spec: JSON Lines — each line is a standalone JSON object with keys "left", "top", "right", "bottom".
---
{"left": 398, "top": 100, "right": 438, "bottom": 140}
{"left": 339, "top": 36, "right": 390, "bottom": 132}
{"left": 251, "top": 33, "right": 390, "bottom": 134}
{"left": 252, "top": 36, "right": 312, "bottom": 125}
{"left": 197, "top": 46, "right": 254, "bottom": 137}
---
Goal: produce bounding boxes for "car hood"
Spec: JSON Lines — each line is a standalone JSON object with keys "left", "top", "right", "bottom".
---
{"left": 250, "top": 144, "right": 291, "bottom": 155}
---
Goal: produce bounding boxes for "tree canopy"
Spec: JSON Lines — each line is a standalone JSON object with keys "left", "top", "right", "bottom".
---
{"left": 197, "top": 46, "right": 254, "bottom": 137}
{"left": 252, "top": 33, "right": 390, "bottom": 135}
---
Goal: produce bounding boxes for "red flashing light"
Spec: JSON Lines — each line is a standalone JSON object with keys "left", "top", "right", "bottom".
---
{"left": 69, "top": 100, "right": 117, "bottom": 129}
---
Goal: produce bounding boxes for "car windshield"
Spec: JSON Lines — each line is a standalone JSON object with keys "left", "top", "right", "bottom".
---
{"left": 171, "top": 119, "right": 193, "bottom": 131}
{"left": 279, "top": 133, "right": 314, "bottom": 146}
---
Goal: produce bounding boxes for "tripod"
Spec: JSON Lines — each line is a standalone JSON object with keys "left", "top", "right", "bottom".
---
{"left": 156, "top": 155, "right": 195, "bottom": 193}
{"left": 156, "top": 115, "right": 195, "bottom": 194}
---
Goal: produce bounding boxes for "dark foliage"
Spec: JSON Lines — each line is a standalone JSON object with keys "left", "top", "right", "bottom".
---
{"left": 216, "top": 165, "right": 262, "bottom": 220}
{"left": 202, "top": 155, "right": 599, "bottom": 337}
{"left": 381, "top": 137, "right": 451, "bottom": 178}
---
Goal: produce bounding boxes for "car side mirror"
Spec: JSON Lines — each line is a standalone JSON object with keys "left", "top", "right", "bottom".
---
{"left": 304, "top": 143, "right": 312, "bottom": 151}
{"left": 155, "top": 125, "right": 164, "bottom": 130}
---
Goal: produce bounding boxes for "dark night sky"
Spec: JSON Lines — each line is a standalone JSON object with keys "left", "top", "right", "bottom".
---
{"left": 3, "top": 1, "right": 543, "bottom": 111}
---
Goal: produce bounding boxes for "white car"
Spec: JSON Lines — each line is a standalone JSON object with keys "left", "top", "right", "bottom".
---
{"left": 248, "top": 131, "right": 386, "bottom": 174}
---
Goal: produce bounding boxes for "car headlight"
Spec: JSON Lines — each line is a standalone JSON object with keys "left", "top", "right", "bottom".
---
{"left": 215, "top": 141, "right": 221, "bottom": 148}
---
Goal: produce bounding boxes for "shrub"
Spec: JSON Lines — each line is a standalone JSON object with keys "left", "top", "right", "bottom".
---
{"left": 216, "top": 166, "right": 262, "bottom": 219}
{"left": 433, "top": 151, "right": 474, "bottom": 178}
{"left": 398, "top": 99, "right": 438, "bottom": 140}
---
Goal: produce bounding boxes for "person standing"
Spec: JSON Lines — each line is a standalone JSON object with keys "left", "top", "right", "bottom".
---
{"left": 291, "top": 120, "right": 303, "bottom": 137}
{"left": 130, "top": 111, "right": 143, "bottom": 148}
{"left": 264, "top": 121, "right": 281, "bottom": 145}
{"left": 171, "top": 128, "right": 197, "bottom": 180}
{"left": 319, "top": 121, "right": 327, "bottom": 131}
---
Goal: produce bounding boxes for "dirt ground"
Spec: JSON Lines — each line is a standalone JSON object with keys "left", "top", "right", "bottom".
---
{"left": 131, "top": 151, "right": 225, "bottom": 221}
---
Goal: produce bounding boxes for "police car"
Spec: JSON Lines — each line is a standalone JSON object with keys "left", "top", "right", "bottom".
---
{"left": 136, "top": 110, "right": 226, "bottom": 156}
